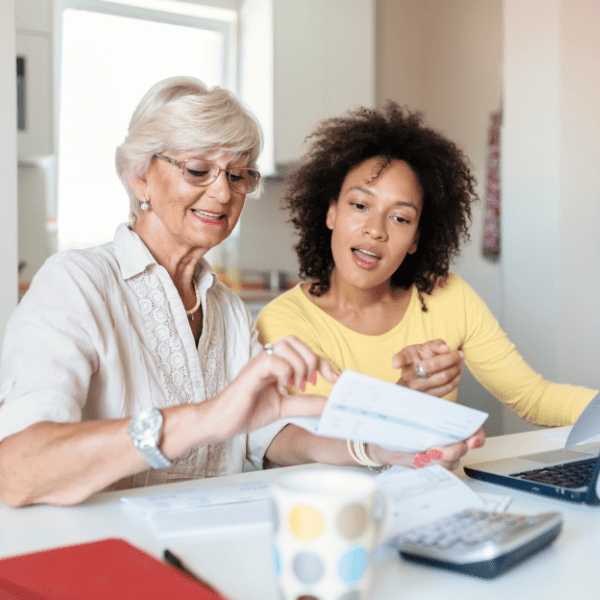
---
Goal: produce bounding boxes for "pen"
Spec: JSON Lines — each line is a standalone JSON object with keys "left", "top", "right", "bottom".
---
{"left": 163, "top": 549, "right": 221, "bottom": 596}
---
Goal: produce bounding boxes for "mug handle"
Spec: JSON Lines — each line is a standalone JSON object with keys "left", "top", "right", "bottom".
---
{"left": 373, "top": 488, "right": 392, "bottom": 542}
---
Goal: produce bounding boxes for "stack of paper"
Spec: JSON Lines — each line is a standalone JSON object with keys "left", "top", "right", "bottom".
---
{"left": 121, "top": 482, "right": 273, "bottom": 540}
{"left": 121, "top": 468, "right": 510, "bottom": 543}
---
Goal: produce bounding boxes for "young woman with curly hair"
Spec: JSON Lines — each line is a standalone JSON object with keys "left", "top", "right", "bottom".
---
{"left": 258, "top": 102, "right": 597, "bottom": 471}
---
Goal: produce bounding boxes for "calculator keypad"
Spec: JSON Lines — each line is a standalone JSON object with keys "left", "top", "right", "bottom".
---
{"left": 394, "top": 508, "right": 563, "bottom": 577}
{"left": 398, "top": 509, "right": 549, "bottom": 553}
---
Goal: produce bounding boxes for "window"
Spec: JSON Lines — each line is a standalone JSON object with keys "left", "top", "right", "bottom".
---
{"left": 55, "top": 0, "right": 236, "bottom": 252}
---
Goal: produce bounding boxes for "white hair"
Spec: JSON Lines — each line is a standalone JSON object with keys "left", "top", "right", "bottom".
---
{"left": 115, "top": 76, "right": 263, "bottom": 225}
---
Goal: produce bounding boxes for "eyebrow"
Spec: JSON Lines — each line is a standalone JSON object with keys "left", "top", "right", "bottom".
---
{"left": 348, "top": 186, "right": 420, "bottom": 213}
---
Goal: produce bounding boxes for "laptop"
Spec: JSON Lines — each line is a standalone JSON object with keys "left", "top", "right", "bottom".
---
{"left": 464, "top": 393, "right": 600, "bottom": 505}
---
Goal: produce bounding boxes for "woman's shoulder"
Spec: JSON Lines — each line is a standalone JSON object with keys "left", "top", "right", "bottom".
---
{"left": 15, "top": 244, "right": 121, "bottom": 324}
{"left": 424, "top": 273, "right": 487, "bottom": 313}
{"left": 34, "top": 242, "right": 119, "bottom": 287}
{"left": 211, "top": 280, "right": 246, "bottom": 307}
{"left": 423, "top": 273, "right": 471, "bottom": 307}
{"left": 257, "top": 284, "right": 318, "bottom": 334}
{"left": 430, "top": 272, "right": 466, "bottom": 293}
{"left": 259, "top": 284, "right": 313, "bottom": 319}
{"left": 257, "top": 284, "right": 328, "bottom": 346}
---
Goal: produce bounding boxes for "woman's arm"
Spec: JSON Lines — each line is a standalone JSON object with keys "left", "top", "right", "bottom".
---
{"left": 456, "top": 278, "right": 597, "bottom": 425}
{"left": 0, "top": 336, "right": 338, "bottom": 507}
{"left": 0, "top": 403, "right": 218, "bottom": 506}
{"left": 266, "top": 424, "right": 485, "bottom": 471}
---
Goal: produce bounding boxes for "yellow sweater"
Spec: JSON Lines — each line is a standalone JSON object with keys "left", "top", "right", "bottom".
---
{"left": 257, "top": 274, "right": 596, "bottom": 426}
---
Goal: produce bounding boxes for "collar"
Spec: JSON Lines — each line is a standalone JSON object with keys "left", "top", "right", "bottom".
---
{"left": 113, "top": 223, "right": 218, "bottom": 291}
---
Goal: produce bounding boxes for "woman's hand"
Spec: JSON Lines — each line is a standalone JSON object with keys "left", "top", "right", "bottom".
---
{"left": 213, "top": 335, "right": 339, "bottom": 439}
{"left": 367, "top": 427, "right": 486, "bottom": 471}
{"left": 392, "top": 339, "right": 464, "bottom": 397}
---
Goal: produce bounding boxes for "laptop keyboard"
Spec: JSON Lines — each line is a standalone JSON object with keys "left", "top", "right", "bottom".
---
{"left": 510, "top": 458, "right": 596, "bottom": 488}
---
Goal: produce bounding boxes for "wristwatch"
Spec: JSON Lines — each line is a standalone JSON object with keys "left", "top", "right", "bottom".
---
{"left": 127, "top": 408, "right": 172, "bottom": 469}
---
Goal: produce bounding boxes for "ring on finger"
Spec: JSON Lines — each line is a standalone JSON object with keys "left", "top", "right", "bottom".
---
{"left": 264, "top": 343, "right": 275, "bottom": 356}
{"left": 415, "top": 362, "right": 430, "bottom": 378}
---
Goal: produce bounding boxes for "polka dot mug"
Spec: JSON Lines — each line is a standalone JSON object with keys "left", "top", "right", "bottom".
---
{"left": 271, "top": 468, "right": 387, "bottom": 600}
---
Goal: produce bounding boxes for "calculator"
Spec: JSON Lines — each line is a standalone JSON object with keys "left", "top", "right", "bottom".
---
{"left": 394, "top": 508, "right": 563, "bottom": 579}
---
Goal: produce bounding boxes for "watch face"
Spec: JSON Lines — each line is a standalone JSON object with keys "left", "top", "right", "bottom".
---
{"left": 129, "top": 409, "right": 161, "bottom": 437}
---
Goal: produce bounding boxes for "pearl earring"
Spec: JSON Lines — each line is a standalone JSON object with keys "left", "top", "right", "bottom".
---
{"left": 140, "top": 196, "right": 149, "bottom": 211}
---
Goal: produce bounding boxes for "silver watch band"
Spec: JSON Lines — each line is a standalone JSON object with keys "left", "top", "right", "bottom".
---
{"left": 138, "top": 441, "right": 172, "bottom": 469}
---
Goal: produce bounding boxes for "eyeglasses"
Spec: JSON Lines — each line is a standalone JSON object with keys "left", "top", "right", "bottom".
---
{"left": 154, "top": 153, "right": 261, "bottom": 194}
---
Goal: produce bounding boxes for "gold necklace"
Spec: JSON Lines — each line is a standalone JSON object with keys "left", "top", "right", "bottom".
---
{"left": 186, "top": 279, "right": 201, "bottom": 320}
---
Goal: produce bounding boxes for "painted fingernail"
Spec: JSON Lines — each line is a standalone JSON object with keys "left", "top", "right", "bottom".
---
{"left": 413, "top": 457, "right": 425, "bottom": 468}
{"left": 309, "top": 371, "right": 317, "bottom": 385}
{"left": 472, "top": 439, "right": 479, "bottom": 449}
{"left": 428, "top": 449, "right": 443, "bottom": 459}
{"left": 418, "top": 452, "right": 432, "bottom": 464}
{"left": 299, "top": 379, "right": 306, "bottom": 392}
{"left": 288, "top": 378, "right": 295, "bottom": 388}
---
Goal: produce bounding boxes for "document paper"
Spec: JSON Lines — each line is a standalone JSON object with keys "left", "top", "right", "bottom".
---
{"left": 121, "top": 467, "right": 506, "bottom": 541}
{"left": 288, "top": 370, "right": 488, "bottom": 453}
{"left": 121, "top": 482, "right": 274, "bottom": 540}
{"left": 120, "top": 481, "right": 271, "bottom": 514}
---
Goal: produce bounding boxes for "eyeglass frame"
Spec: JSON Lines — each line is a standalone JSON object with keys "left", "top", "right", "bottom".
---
{"left": 153, "top": 152, "right": 261, "bottom": 194}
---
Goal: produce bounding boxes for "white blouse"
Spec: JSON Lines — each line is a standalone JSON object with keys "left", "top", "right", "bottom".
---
{"left": 0, "top": 224, "right": 286, "bottom": 490}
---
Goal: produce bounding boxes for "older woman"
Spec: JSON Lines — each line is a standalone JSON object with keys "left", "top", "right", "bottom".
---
{"left": 258, "top": 103, "right": 598, "bottom": 470}
{"left": 0, "top": 77, "right": 339, "bottom": 507}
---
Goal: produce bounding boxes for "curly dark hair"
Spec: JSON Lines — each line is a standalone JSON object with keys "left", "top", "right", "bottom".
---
{"left": 283, "top": 102, "right": 478, "bottom": 310}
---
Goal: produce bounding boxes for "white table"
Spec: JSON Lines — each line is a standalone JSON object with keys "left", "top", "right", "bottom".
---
{"left": 1, "top": 427, "right": 599, "bottom": 599}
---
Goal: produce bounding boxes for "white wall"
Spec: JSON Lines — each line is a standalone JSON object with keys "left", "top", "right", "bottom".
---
{"left": 502, "top": 0, "right": 560, "bottom": 432}
{"left": 375, "top": 0, "right": 426, "bottom": 110}
{"left": 0, "top": 0, "right": 18, "bottom": 347}
{"left": 503, "top": 0, "right": 600, "bottom": 432}
{"left": 557, "top": 0, "right": 600, "bottom": 387}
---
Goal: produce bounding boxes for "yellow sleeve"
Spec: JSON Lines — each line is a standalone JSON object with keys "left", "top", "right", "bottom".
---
{"left": 257, "top": 290, "right": 334, "bottom": 398}
{"left": 459, "top": 280, "right": 597, "bottom": 426}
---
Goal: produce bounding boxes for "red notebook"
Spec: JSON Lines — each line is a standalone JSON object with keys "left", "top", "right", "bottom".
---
{"left": 0, "top": 538, "right": 225, "bottom": 599}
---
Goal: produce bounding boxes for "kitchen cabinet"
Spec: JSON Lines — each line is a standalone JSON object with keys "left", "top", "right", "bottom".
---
{"left": 15, "top": 0, "right": 52, "bottom": 32}
{"left": 241, "top": 0, "right": 375, "bottom": 173}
